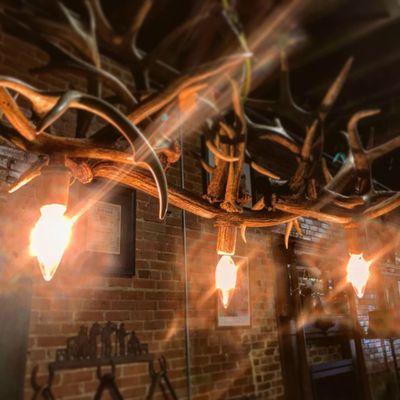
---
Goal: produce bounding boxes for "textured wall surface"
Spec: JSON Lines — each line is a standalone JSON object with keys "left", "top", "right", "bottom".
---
{"left": 1, "top": 26, "right": 400, "bottom": 400}
{"left": 0, "top": 30, "right": 285, "bottom": 400}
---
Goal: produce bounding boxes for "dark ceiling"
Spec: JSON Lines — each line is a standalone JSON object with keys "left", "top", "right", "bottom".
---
{"left": 128, "top": 0, "right": 400, "bottom": 189}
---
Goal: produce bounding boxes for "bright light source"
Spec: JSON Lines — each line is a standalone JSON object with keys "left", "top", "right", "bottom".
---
{"left": 346, "top": 253, "right": 372, "bottom": 298}
{"left": 30, "top": 204, "right": 73, "bottom": 281}
{"left": 215, "top": 255, "right": 238, "bottom": 308}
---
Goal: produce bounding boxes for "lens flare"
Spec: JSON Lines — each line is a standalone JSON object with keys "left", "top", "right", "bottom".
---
{"left": 215, "top": 255, "right": 238, "bottom": 308}
{"left": 30, "top": 204, "right": 73, "bottom": 281}
{"left": 346, "top": 253, "right": 372, "bottom": 298}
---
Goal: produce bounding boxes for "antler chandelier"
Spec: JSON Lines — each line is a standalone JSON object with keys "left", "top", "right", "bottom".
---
{"left": 0, "top": 1, "right": 399, "bottom": 302}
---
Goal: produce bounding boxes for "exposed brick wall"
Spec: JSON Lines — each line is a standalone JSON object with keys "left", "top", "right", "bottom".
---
{"left": 306, "top": 343, "right": 343, "bottom": 365}
{"left": 0, "top": 30, "right": 284, "bottom": 400}
{"left": 2, "top": 24, "right": 399, "bottom": 400}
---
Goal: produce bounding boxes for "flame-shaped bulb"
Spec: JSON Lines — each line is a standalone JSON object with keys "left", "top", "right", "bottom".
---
{"left": 215, "top": 255, "right": 238, "bottom": 308}
{"left": 346, "top": 253, "right": 372, "bottom": 298}
{"left": 30, "top": 204, "right": 73, "bottom": 281}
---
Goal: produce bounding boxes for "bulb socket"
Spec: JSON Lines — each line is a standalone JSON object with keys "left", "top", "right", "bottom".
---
{"left": 216, "top": 224, "right": 237, "bottom": 256}
{"left": 36, "top": 163, "right": 71, "bottom": 207}
{"left": 345, "top": 225, "right": 366, "bottom": 255}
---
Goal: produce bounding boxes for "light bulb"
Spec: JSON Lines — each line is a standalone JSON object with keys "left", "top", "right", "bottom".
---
{"left": 30, "top": 204, "right": 73, "bottom": 281}
{"left": 215, "top": 255, "right": 238, "bottom": 308}
{"left": 346, "top": 253, "right": 372, "bottom": 298}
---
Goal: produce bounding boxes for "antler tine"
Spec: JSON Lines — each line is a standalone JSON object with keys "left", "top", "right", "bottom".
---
{"left": 367, "top": 135, "right": 400, "bottom": 161}
{"left": 251, "top": 197, "right": 265, "bottom": 211}
{"left": 293, "top": 219, "right": 302, "bottom": 236}
{"left": 300, "top": 119, "right": 319, "bottom": 160}
{"left": 347, "top": 109, "right": 380, "bottom": 171}
{"left": 240, "top": 225, "right": 247, "bottom": 243}
{"left": 259, "top": 132, "right": 300, "bottom": 155}
{"left": 205, "top": 138, "right": 239, "bottom": 162}
{"left": 32, "top": 44, "right": 137, "bottom": 108}
{"left": 28, "top": 1, "right": 98, "bottom": 68}
{"left": 319, "top": 57, "right": 353, "bottom": 120}
{"left": 301, "top": 58, "right": 353, "bottom": 161}
{"left": 321, "top": 157, "right": 333, "bottom": 183}
{"left": 246, "top": 115, "right": 300, "bottom": 155}
{"left": 0, "top": 88, "right": 37, "bottom": 142}
{"left": 8, "top": 158, "right": 47, "bottom": 193}
{"left": 279, "top": 50, "right": 294, "bottom": 106}
{"left": 250, "top": 161, "right": 280, "bottom": 179}
{"left": 200, "top": 158, "right": 215, "bottom": 174}
{"left": 284, "top": 220, "right": 293, "bottom": 249}
{"left": 221, "top": 79, "right": 247, "bottom": 212}
{"left": 2, "top": 8, "right": 136, "bottom": 110}
{"left": 124, "top": 0, "right": 153, "bottom": 45}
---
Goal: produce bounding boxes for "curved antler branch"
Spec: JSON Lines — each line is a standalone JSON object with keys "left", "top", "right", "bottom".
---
{"left": 93, "top": 162, "right": 297, "bottom": 227}
{"left": 0, "top": 77, "right": 168, "bottom": 218}
{"left": 0, "top": 88, "right": 37, "bottom": 142}
{"left": 347, "top": 109, "right": 380, "bottom": 170}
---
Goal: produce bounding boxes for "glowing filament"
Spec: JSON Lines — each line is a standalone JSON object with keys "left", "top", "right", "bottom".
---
{"left": 346, "top": 253, "right": 372, "bottom": 298}
{"left": 215, "top": 255, "right": 238, "bottom": 308}
{"left": 30, "top": 204, "right": 73, "bottom": 281}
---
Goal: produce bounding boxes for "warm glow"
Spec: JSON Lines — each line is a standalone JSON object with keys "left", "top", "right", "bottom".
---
{"left": 346, "top": 253, "right": 372, "bottom": 298}
{"left": 215, "top": 255, "right": 238, "bottom": 308}
{"left": 30, "top": 204, "right": 73, "bottom": 281}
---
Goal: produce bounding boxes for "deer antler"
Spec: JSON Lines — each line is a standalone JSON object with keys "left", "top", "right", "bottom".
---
{"left": 0, "top": 77, "right": 168, "bottom": 219}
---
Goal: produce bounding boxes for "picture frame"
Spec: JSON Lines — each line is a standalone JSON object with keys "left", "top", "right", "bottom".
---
{"left": 65, "top": 179, "right": 136, "bottom": 277}
{"left": 217, "top": 255, "right": 251, "bottom": 327}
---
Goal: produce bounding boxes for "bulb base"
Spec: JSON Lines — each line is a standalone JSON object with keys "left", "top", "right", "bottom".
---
{"left": 37, "top": 163, "right": 71, "bottom": 207}
{"left": 216, "top": 224, "right": 237, "bottom": 256}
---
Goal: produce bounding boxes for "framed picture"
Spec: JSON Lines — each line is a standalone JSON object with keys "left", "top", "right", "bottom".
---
{"left": 65, "top": 179, "right": 136, "bottom": 277}
{"left": 217, "top": 255, "right": 251, "bottom": 327}
{"left": 201, "top": 137, "right": 254, "bottom": 209}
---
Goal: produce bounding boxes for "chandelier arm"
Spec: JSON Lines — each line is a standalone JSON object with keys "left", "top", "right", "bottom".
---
{"left": 273, "top": 200, "right": 353, "bottom": 224}
{"left": 361, "top": 192, "right": 400, "bottom": 220}
{"left": 0, "top": 128, "right": 138, "bottom": 165}
{"left": 92, "top": 162, "right": 297, "bottom": 227}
